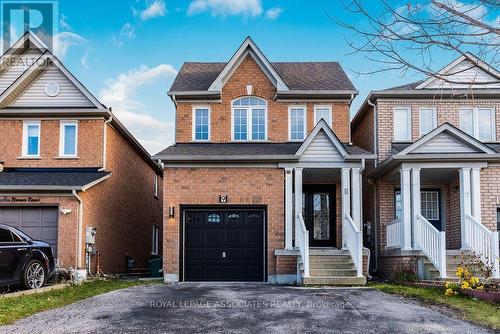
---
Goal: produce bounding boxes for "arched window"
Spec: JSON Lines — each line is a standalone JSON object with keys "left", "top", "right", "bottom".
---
{"left": 232, "top": 97, "right": 267, "bottom": 141}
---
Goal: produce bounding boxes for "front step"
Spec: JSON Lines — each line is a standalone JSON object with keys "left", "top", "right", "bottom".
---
{"left": 300, "top": 249, "right": 365, "bottom": 286}
{"left": 421, "top": 250, "right": 484, "bottom": 280}
{"left": 303, "top": 276, "right": 366, "bottom": 286}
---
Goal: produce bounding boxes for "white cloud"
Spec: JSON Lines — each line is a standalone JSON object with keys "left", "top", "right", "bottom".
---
{"left": 135, "top": 0, "right": 167, "bottom": 21}
{"left": 81, "top": 47, "right": 91, "bottom": 69}
{"left": 265, "top": 7, "right": 282, "bottom": 20}
{"left": 188, "top": 0, "right": 263, "bottom": 17}
{"left": 100, "top": 64, "right": 178, "bottom": 153}
{"left": 60, "top": 14, "right": 72, "bottom": 31}
{"left": 53, "top": 32, "right": 87, "bottom": 59}
{"left": 120, "top": 22, "right": 136, "bottom": 39}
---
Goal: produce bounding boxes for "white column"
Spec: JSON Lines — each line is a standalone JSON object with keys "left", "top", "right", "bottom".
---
{"left": 294, "top": 168, "right": 303, "bottom": 245}
{"left": 401, "top": 168, "right": 412, "bottom": 250}
{"left": 411, "top": 168, "right": 421, "bottom": 249}
{"left": 284, "top": 168, "right": 293, "bottom": 250}
{"left": 351, "top": 167, "right": 362, "bottom": 230}
{"left": 470, "top": 167, "right": 481, "bottom": 221}
{"left": 459, "top": 167, "right": 472, "bottom": 249}
{"left": 341, "top": 168, "right": 351, "bottom": 248}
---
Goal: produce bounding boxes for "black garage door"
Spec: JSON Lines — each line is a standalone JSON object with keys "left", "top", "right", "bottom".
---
{"left": 0, "top": 207, "right": 58, "bottom": 257}
{"left": 183, "top": 208, "right": 265, "bottom": 281}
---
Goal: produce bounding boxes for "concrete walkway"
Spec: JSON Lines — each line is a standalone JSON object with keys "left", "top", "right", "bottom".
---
{"left": 0, "top": 283, "right": 494, "bottom": 334}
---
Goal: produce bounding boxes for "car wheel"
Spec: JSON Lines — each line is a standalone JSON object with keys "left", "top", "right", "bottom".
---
{"left": 22, "top": 260, "right": 46, "bottom": 289}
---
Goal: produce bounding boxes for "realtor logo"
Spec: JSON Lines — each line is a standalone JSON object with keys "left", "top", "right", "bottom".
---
{"left": 1, "top": 0, "right": 58, "bottom": 53}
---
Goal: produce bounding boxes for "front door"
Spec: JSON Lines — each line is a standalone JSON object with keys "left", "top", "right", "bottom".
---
{"left": 303, "top": 185, "right": 336, "bottom": 247}
{"left": 421, "top": 189, "right": 442, "bottom": 231}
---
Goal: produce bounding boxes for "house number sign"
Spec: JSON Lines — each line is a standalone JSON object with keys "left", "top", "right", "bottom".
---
{"left": 219, "top": 195, "right": 228, "bottom": 203}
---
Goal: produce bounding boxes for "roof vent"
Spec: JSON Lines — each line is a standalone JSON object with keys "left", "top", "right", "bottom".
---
{"left": 44, "top": 81, "right": 60, "bottom": 97}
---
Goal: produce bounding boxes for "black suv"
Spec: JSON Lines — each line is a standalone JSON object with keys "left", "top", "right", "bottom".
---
{"left": 0, "top": 224, "right": 55, "bottom": 289}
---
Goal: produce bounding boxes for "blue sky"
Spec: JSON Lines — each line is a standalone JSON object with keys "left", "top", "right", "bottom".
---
{"left": 12, "top": 0, "right": 496, "bottom": 153}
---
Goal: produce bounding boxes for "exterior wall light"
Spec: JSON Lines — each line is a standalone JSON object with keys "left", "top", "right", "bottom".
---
{"left": 168, "top": 206, "right": 175, "bottom": 218}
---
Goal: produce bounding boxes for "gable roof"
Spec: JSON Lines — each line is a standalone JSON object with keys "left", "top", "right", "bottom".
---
{"left": 169, "top": 37, "right": 357, "bottom": 97}
{"left": 296, "top": 119, "right": 349, "bottom": 158}
{"left": 0, "top": 32, "right": 105, "bottom": 109}
{"left": 397, "top": 123, "right": 496, "bottom": 156}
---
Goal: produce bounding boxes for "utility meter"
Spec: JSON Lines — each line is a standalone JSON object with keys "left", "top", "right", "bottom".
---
{"left": 85, "top": 227, "right": 97, "bottom": 244}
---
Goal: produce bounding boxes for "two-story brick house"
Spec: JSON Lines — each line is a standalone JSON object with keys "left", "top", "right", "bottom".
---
{"left": 352, "top": 53, "right": 500, "bottom": 280}
{"left": 0, "top": 32, "right": 163, "bottom": 278}
{"left": 154, "top": 37, "right": 374, "bottom": 285}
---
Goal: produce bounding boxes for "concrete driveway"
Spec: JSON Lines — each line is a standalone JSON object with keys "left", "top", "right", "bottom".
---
{"left": 0, "top": 283, "right": 494, "bottom": 334}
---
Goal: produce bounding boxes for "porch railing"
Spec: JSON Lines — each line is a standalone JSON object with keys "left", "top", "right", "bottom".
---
{"left": 465, "top": 214, "right": 500, "bottom": 278}
{"left": 295, "top": 213, "right": 309, "bottom": 277}
{"left": 386, "top": 219, "right": 402, "bottom": 249}
{"left": 415, "top": 214, "right": 447, "bottom": 278}
{"left": 345, "top": 214, "right": 363, "bottom": 277}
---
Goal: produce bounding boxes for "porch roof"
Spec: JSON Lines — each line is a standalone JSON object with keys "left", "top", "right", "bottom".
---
{"left": 370, "top": 123, "right": 500, "bottom": 178}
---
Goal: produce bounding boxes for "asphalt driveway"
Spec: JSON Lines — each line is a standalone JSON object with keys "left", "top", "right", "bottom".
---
{"left": 0, "top": 283, "right": 494, "bottom": 334}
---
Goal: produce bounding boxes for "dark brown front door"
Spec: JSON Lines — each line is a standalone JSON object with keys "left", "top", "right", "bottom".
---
{"left": 303, "top": 185, "right": 336, "bottom": 247}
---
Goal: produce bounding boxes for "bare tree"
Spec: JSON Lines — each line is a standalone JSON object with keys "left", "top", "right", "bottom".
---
{"left": 331, "top": 0, "right": 500, "bottom": 84}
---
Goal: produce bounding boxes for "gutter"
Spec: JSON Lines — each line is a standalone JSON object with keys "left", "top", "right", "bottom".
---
{"left": 72, "top": 189, "right": 83, "bottom": 270}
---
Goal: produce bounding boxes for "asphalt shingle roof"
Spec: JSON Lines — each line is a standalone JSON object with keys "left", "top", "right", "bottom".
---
{"left": 169, "top": 62, "right": 355, "bottom": 92}
{"left": 0, "top": 170, "right": 110, "bottom": 189}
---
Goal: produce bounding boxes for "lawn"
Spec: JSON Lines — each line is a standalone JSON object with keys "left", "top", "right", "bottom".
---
{"left": 370, "top": 283, "right": 500, "bottom": 330}
{"left": 0, "top": 279, "right": 161, "bottom": 325}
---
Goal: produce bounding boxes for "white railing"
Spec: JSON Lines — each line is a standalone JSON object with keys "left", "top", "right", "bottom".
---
{"left": 345, "top": 214, "right": 363, "bottom": 277}
{"left": 465, "top": 214, "right": 500, "bottom": 278}
{"left": 386, "top": 219, "right": 402, "bottom": 249}
{"left": 295, "top": 213, "right": 309, "bottom": 277}
{"left": 414, "top": 214, "right": 447, "bottom": 278}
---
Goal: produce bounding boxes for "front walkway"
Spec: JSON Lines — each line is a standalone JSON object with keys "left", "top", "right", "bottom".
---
{"left": 1, "top": 283, "right": 494, "bottom": 334}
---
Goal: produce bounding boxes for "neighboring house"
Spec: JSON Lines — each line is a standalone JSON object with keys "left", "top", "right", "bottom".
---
{"left": 154, "top": 37, "right": 374, "bottom": 285}
{"left": 352, "top": 53, "right": 500, "bottom": 280}
{"left": 0, "top": 32, "right": 163, "bottom": 277}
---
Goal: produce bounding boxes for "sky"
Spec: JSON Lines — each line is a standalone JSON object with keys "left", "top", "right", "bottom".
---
{"left": 6, "top": 0, "right": 498, "bottom": 154}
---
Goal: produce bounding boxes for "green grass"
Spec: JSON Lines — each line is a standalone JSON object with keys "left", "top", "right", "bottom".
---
{"left": 370, "top": 283, "right": 500, "bottom": 330}
{"left": 0, "top": 279, "right": 162, "bottom": 325}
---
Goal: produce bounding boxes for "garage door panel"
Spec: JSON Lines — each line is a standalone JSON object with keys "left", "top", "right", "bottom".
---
{"left": 184, "top": 208, "right": 265, "bottom": 282}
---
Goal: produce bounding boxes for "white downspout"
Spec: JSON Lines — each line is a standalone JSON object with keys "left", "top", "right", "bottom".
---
{"left": 99, "top": 114, "right": 113, "bottom": 172}
{"left": 72, "top": 189, "right": 84, "bottom": 274}
{"left": 367, "top": 98, "right": 379, "bottom": 272}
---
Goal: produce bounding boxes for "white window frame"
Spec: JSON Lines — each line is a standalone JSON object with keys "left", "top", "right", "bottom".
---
{"left": 288, "top": 105, "right": 307, "bottom": 142}
{"left": 22, "top": 120, "right": 41, "bottom": 157}
{"left": 153, "top": 174, "right": 159, "bottom": 197}
{"left": 59, "top": 120, "right": 78, "bottom": 157}
{"left": 231, "top": 97, "right": 268, "bottom": 141}
{"left": 459, "top": 107, "right": 496, "bottom": 141}
{"left": 152, "top": 224, "right": 159, "bottom": 255}
{"left": 419, "top": 107, "right": 437, "bottom": 137}
{"left": 393, "top": 107, "right": 412, "bottom": 142}
{"left": 192, "top": 106, "right": 211, "bottom": 142}
{"left": 314, "top": 105, "right": 332, "bottom": 127}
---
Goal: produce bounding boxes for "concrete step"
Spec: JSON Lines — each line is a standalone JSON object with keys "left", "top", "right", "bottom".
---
{"left": 309, "top": 262, "right": 355, "bottom": 269}
{"left": 309, "top": 248, "right": 349, "bottom": 256}
{"left": 309, "top": 255, "right": 352, "bottom": 263}
{"left": 310, "top": 269, "right": 357, "bottom": 277}
{"left": 303, "top": 276, "right": 366, "bottom": 286}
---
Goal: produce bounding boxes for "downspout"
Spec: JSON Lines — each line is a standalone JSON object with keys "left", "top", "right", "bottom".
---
{"left": 72, "top": 189, "right": 84, "bottom": 271}
{"left": 171, "top": 95, "right": 177, "bottom": 145}
{"left": 367, "top": 98, "right": 379, "bottom": 272}
{"left": 99, "top": 112, "right": 113, "bottom": 172}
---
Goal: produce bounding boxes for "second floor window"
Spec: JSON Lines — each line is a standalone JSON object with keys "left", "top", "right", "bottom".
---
{"left": 314, "top": 106, "right": 332, "bottom": 127}
{"left": 419, "top": 108, "right": 437, "bottom": 136}
{"left": 193, "top": 107, "right": 210, "bottom": 141}
{"left": 232, "top": 97, "right": 267, "bottom": 141}
{"left": 60, "top": 121, "right": 78, "bottom": 157}
{"left": 289, "top": 106, "right": 306, "bottom": 141}
{"left": 393, "top": 107, "right": 411, "bottom": 141}
{"left": 22, "top": 121, "right": 40, "bottom": 157}
{"left": 460, "top": 107, "right": 495, "bottom": 141}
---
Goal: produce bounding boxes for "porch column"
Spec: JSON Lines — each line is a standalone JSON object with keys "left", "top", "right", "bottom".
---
{"left": 294, "top": 168, "right": 303, "bottom": 245}
{"left": 411, "top": 168, "right": 421, "bottom": 249}
{"left": 284, "top": 168, "right": 293, "bottom": 250}
{"left": 341, "top": 168, "right": 351, "bottom": 248}
{"left": 470, "top": 167, "right": 482, "bottom": 221}
{"left": 351, "top": 167, "right": 362, "bottom": 230}
{"left": 459, "top": 167, "right": 472, "bottom": 249}
{"left": 400, "top": 168, "right": 412, "bottom": 250}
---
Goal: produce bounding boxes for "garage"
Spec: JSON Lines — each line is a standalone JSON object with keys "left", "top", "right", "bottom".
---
{"left": 183, "top": 207, "right": 265, "bottom": 282}
{"left": 0, "top": 206, "right": 58, "bottom": 257}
